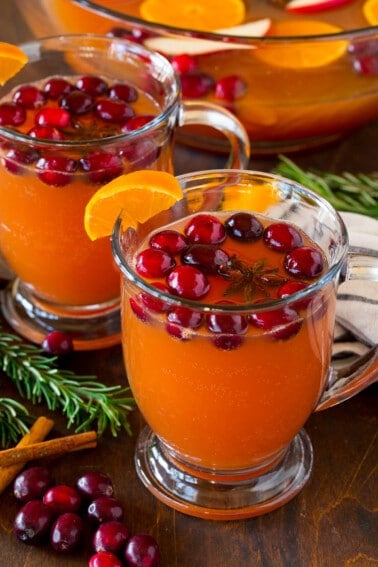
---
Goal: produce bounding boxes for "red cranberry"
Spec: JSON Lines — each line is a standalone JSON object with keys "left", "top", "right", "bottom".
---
{"left": 4, "top": 146, "right": 39, "bottom": 174}
{"left": 80, "top": 151, "right": 123, "bottom": 183}
{"left": 213, "top": 334, "right": 244, "bottom": 350}
{"left": 136, "top": 248, "right": 175, "bottom": 278}
{"left": 207, "top": 310, "right": 248, "bottom": 335}
{"left": 263, "top": 222, "right": 303, "bottom": 252}
{"left": 28, "top": 125, "right": 64, "bottom": 140}
{"left": 121, "top": 114, "right": 155, "bottom": 132}
{"left": 87, "top": 496, "right": 125, "bottom": 524}
{"left": 41, "top": 330, "right": 74, "bottom": 355}
{"left": 76, "top": 75, "right": 108, "bottom": 96}
{"left": 181, "top": 244, "right": 230, "bottom": 274}
{"left": 348, "top": 38, "right": 378, "bottom": 57}
{"left": 107, "top": 26, "right": 149, "bottom": 43}
{"left": 60, "top": 90, "right": 94, "bottom": 115}
{"left": 43, "top": 77, "right": 73, "bottom": 99}
{"left": 95, "top": 98, "right": 135, "bottom": 123}
{"left": 277, "top": 280, "right": 311, "bottom": 310}
{"left": 249, "top": 305, "right": 302, "bottom": 340}
{"left": 149, "top": 229, "right": 188, "bottom": 255}
{"left": 353, "top": 54, "right": 378, "bottom": 76}
{"left": 109, "top": 83, "right": 138, "bottom": 102}
{"left": 184, "top": 213, "right": 226, "bottom": 244}
{"left": 0, "top": 102, "right": 26, "bottom": 126}
{"left": 43, "top": 485, "right": 82, "bottom": 514}
{"left": 140, "top": 282, "right": 170, "bottom": 313}
{"left": 124, "top": 533, "right": 160, "bottom": 567}
{"left": 50, "top": 512, "right": 84, "bottom": 553}
{"left": 36, "top": 156, "right": 77, "bottom": 186}
{"left": 93, "top": 521, "right": 130, "bottom": 554}
{"left": 14, "top": 500, "right": 54, "bottom": 545}
{"left": 167, "top": 265, "right": 210, "bottom": 299}
{"left": 129, "top": 297, "right": 151, "bottom": 323}
{"left": 13, "top": 466, "right": 54, "bottom": 503}
{"left": 180, "top": 71, "right": 215, "bottom": 98}
{"left": 167, "top": 306, "right": 203, "bottom": 329}
{"left": 171, "top": 53, "right": 198, "bottom": 74}
{"left": 35, "top": 107, "right": 71, "bottom": 128}
{"left": 76, "top": 471, "right": 114, "bottom": 500}
{"left": 284, "top": 246, "right": 324, "bottom": 279}
{"left": 214, "top": 75, "right": 247, "bottom": 101}
{"left": 13, "top": 85, "right": 46, "bottom": 109}
{"left": 118, "top": 139, "right": 159, "bottom": 169}
{"left": 89, "top": 551, "right": 123, "bottom": 567}
{"left": 225, "top": 212, "right": 263, "bottom": 242}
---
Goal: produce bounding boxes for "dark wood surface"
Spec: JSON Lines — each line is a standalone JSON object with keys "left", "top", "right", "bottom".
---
{"left": 0, "top": 2, "right": 377, "bottom": 566}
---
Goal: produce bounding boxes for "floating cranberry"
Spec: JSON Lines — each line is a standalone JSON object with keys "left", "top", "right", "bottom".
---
{"left": 348, "top": 38, "right": 378, "bottom": 57}
{"left": 165, "top": 321, "right": 193, "bottom": 340}
{"left": 207, "top": 304, "right": 248, "bottom": 335}
{"left": 28, "top": 125, "right": 65, "bottom": 140}
{"left": 263, "top": 222, "right": 303, "bottom": 252}
{"left": 140, "top": 282, "right": 170, "bottom": 313}
{"left": 109, "top": 83, "right": 138, "bottom": 102}
{"left": 13, "top": 85, "right": 46, "bottom": 109}
{"left": 214, "top": 75, "right": 247, "bottom": 102}
{"left": 14, "top": 500, "right": 54, "bottom": 545}
{"left": 180, "top": 71, "right": 215, "bottom": 98}
{"left": 36, "top": 156, "right": 77, "bottom": 186}
{"left": 60, "top": 90, "right": 94, "bottom": 115}
{"left": 76, "top": 471, "right": 114, "bottom": 500}
{"left": 171, "top": 53, "right": 198, "bottom": 74}
{"left": 249, "top": 305, "right": 302, "bottom": 340}
{"left": 41, "top": 330, "right": 74, "bottom": 356}
{"left": 129, "top": 297, "right": 151, "bottom": 323}
{"left": 4, "top": 147, "right": 39, "bottom": 174}
{"left": 35, "top": 107, "right": 71, "bottom": 128}
{"left": 167, "top": 306, "right": 203, "bottom": 329}
{"left": 181, "top": 244, "right": 230, "bottom": 274}
{"left": 284, "top": 246, "right": 324, "bottom": 279}
{"left": 93, "top": 521, "right": 130, "bottom": 555}
{"left": 13, "top": 466, "right": 54, "bottom": 503}
{"left": 80, "top": 151, "right": 123, "bottom": 183}
{"left": 149, "top": 229, "right": 188, "bottom": 255}
{"left": 184, "top": 213, "right": 226, "bottom": 244}
{"left": 107, "top": 26, "right": 149, "bottom": 43}
{"left": 89, "top": 550, "right": 124, "bottom": 567}
{"left": 118, "top": 139, "right": 159, "bottom": 169}
{"left": 213, "top": 334, "right": 244, "bottom": 350}
{"left": 167, "top": 265, "right": 210, "bottom": 299}
{"left": 353, "top": 54, "right": 378, "bottom": 76}
{"left": 50, "top": 512, "right": 84, "bottom": 554}
{"left": 121, "top": 114, "right": 155, "bottom": 132}
{"left": 43, "top": 77, "right": 73, "bottom": 99}
{"left": 0, "top": 102, "right": 26, "bottom": 126}
{"left": 43, "top": 485, "right": 82, "bottom": 514}
{"left": 136, "top": 248, "right": 175, "bottom": 278}
{"left": 277, "top": 280, "right": 311, "bottom": 310}
{"left": 95, "top": 98, "right": 135, "bottom": 123}
{"left": 124, "top": 533, "right": 160, "bottom": 567}
{"left": 225, "top": 212, "right": 263, "bottom": 242}
{"left": 87, "top": 496, "right": 125, "bottom": 525}
{"left": 76, "top": 75, "right": 108, "bottom": 96}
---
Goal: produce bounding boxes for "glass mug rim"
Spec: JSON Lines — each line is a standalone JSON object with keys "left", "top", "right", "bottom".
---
{"left": 112, "top": 168, "right": 349, "bottom": 314}
{"left": 0, "top": 33, "right": 181, "bottom": 148}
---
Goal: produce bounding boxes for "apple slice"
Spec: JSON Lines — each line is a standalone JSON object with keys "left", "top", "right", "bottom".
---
{"left": 144, "top": 19, "right": 271, "bottom": 56}
{"left": 286, "top": 0, "right": 353, "bottom": 14}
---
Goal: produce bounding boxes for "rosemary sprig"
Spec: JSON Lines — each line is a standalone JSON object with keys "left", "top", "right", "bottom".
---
{"left": 273, "top": 155, "right": 378, "bottom": 219}
{"left": 0, "top": 327, "right": 136, "bottom": 448}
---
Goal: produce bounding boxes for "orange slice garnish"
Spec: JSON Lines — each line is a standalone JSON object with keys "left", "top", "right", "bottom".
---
{"left": 84, "top": 170, "right": 183, "bottom": 241}
{"left": 254, "top": 20, "right": 348, "bottom": 69}
{"left": 139, "top": 0, "right": 246, "bottom": 32}
{"left": 222, "top": 182, "right": 281, "bottom": 212}
{"left": 0, "top": 42, "right": 28, "bottom": 86}
{"left": 363, "top": 0, "right": 378, "bottom": 24}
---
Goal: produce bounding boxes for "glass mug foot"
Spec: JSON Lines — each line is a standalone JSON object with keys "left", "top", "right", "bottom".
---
{"left": 1, "top": 279, "right": 121, "bottom": 350}
{"left": 135, "top": 426, "right": 313, "bottom": 520}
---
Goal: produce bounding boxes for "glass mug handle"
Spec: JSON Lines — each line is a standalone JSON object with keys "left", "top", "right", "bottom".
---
{"left": 178, "top": 100, "right": 250, "bottom": 169}
{"left": 316, "top": 252, "right": 378, "bottom": 411}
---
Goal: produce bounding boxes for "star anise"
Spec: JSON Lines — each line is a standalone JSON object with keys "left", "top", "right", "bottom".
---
{"left": 220, "top": 256, "right": 288, "bottom": 302}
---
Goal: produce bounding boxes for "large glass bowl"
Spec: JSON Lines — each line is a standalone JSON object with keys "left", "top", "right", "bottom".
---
{"left": 16, "top": 0, "right": 378, "bottom": 154}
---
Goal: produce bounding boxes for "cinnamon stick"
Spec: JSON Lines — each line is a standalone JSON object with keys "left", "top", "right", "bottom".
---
{"left": 0, "top": 430, "right": 97, "bottom": 468}
{"left": 0, "top": 416, "right": 54, "bottom": 495}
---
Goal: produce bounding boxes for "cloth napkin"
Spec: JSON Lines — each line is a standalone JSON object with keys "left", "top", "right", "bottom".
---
{"left": 333, "top": 212, "right": 378, "bottom": 364}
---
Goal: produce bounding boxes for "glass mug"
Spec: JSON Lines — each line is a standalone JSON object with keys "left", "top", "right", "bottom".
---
{"left": 0, "top": 35, "right": 249, "bottom": 350}
{"left": 112, "top": 169, "right": 377, "bottom": 520}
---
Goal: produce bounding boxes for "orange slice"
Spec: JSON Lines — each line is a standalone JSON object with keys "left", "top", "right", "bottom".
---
{"left": 222, "top": 182, "right": 281, "bottom": 212}
{"left": 363, "top": 0, "right": 378, "bottom": 24}
{"left": 0, "top": 42, "right": 28, "bottom": 86}
{"left": 139, "top": 0, "right": 246, "bottom": 32}
{"left": 254, "top": 20, "right": 348, "bottom": 69}
{"left": 84, "top": 170, "right": 184, "bottom": 241}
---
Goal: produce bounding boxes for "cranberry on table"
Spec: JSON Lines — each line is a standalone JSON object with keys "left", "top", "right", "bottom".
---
{"left": 50, "top": 512, "right": 84, "bottom": 553}
{"left": 124, "top": 533, "right": 160, "bottom": 567}
{"left": 42, "top": 330, "right": 74, "bottom": 356}
{"left": 89, "top": 550, "right": 124, "bottom": 567}
{"left": 43, "top": 484, "right": 82, "bottom": 514}
{"left": 13, "top": 465, "right": 54, "bottom": 503}
{"left": 87, "top": 495, "right": 125, "bottom": 524}
{"left": 167, "top": 265, "right": 210, "bottom": 299}
{"left": 14, "top": 499, "right": 54, "bottom": 545}
{"left": 284, "top": 246, "right": 324, "bottom": 278}
{"left": 93, "top": 520, "right": 130, "bottom": 554}
{"left": 184, "top": 213, "right": 226, "bottom": 244}
{"left": 263, "top": 222, "right": 303, "bottom": 252}
{"left": 225, "top": 212, "right": 263, "bottom": 242}
{"left": 76, "top": 471, "right": 114, "bottom": 500}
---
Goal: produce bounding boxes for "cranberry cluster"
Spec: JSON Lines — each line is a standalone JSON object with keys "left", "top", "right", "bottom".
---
{"left": 0, "top": 74, "right": 157, "bottom": 186}
{"left": 12, "top": 466, "right": 160, "bottom": 567}
{"left": 130, "top": 212, "right": 325, "bottom": 349}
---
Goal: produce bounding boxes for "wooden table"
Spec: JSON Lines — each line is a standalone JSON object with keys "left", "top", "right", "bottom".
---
{"left": 0, "top": 2, "right": 377, "bottom": 565}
